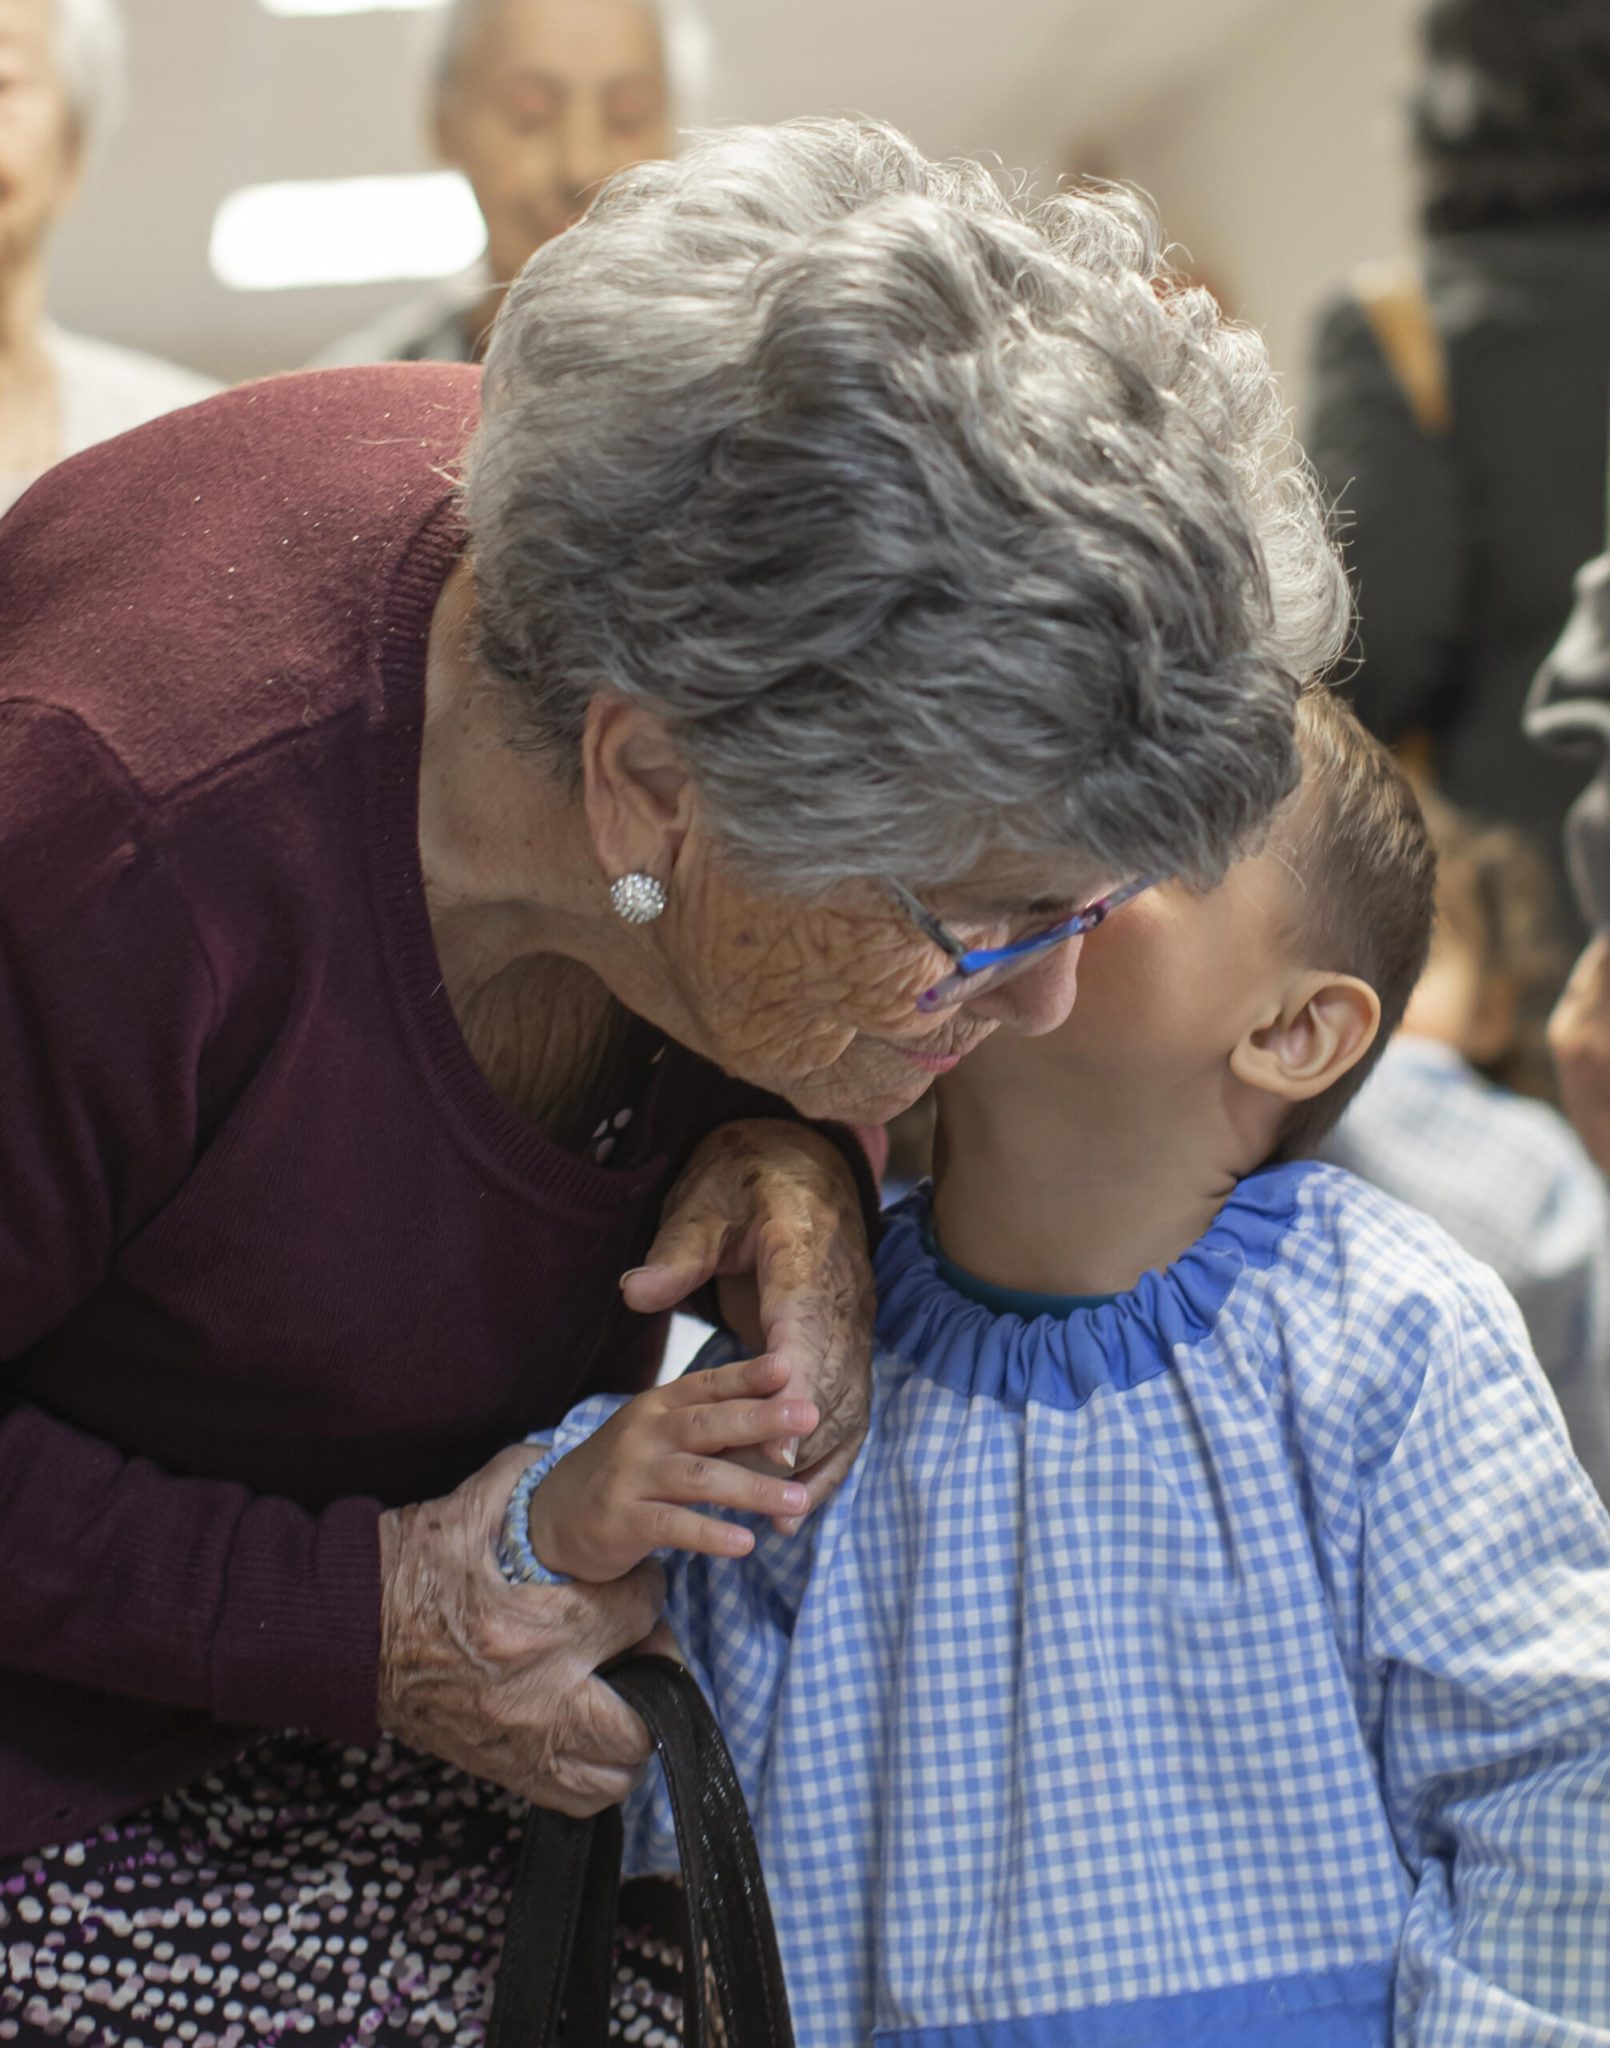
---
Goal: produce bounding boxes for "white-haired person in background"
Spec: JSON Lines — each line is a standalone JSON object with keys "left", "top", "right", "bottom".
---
{"left": 318, "top": 0, "right": 707, "bottom": 366}
{"left": 0, "top": 0, "right": 216, "bottom": 518}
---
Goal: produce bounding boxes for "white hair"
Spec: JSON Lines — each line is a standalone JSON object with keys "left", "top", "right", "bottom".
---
{"left": 433, "top": 0, "right": 712, "bottom": 119}
{"left": 467, "top": 119, "right": 1349, "bottom": 896}
{"left": 51, "top": 0, "right": 126, "bottom": 150}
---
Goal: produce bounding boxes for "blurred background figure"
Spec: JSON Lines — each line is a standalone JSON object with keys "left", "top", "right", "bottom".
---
{"left": 0, "top": 0, "right": 215, "bottom": 517}
{"left": 1305, "top": 0, "right": 1610, "bottom": 925}
{"left": 1320, "top": 786, "right": 1610, "bottom": 1499}
{"left": 318, "top": 0, "right": 703, "bottom": 366}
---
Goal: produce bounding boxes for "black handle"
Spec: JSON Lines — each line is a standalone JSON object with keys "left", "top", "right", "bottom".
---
{"left": 487, "top": 1653, "right": 795, "bottom": 2048}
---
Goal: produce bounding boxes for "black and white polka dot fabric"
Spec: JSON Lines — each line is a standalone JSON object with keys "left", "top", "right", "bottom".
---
{"left": 0, "top": 1733, "right": 684, "bottom": 2046}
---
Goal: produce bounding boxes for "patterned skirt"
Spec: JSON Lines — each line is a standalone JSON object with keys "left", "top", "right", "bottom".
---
{"left": 0, "top": 1732, "right": 684, "bottom": 2046}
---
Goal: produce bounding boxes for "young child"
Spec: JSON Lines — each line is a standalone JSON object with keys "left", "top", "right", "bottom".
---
{"left": 504, "top": 689, "right": 1610, "bottom": 2047}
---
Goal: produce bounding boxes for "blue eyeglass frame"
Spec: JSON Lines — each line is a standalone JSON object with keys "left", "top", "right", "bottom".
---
{"left": 886, "top": 875, "right": 1157, "bottom": 1013}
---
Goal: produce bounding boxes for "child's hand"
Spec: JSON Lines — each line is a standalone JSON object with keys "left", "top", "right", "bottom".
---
{"left": 526, "top": 1352, "right": 819, "bottom": 1583}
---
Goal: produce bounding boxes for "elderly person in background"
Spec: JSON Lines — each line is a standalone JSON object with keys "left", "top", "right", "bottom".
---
{"left": 0, "top": 120, "right": 1344, "bottom": 2044}
{"left": 0, "top": 0, "right": 216, "bottom": 517}
{"left": 318, "top": 0, "right": 699, "bottom": 366}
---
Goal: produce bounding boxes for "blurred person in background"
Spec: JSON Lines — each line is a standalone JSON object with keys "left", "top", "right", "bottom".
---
{"left": 0, "top": 0, "right": 216, "bottom": 519}
{"left": 318, "top": 0, "right": 704, "bottom": 367}
{"left": 1305, "top": 0, "right": 1610, "bottom": 925}
{"left": 1531, "top": 534, "right": 1610, "bottom": 1170}
{"left": 1320, "top": 788, "right": 1610, "bottom": 1499}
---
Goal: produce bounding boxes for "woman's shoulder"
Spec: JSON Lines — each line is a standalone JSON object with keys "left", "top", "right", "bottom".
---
{"left": 0, "top": 365, "right": 475, "bottom": 828}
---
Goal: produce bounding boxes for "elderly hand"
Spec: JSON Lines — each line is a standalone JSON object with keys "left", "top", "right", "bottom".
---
{"left": 1552, "top": 934, "right": 1610, "bottom": 1175}
{"left": 621, "top": 1120, "right": 876, "bottom": 1524}
{"left": 377, "top": 1443, "right": 663, "bottom": 1817}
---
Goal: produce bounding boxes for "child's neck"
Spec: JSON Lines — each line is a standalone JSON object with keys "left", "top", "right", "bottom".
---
{"left": 930, "top": 1065, "right": 1261, "bottom": 1299}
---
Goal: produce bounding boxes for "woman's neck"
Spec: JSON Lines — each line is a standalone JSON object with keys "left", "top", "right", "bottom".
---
{"left": 417, "top": 559, "right": 687, "bottom": 1034}
{"left": 930, "top": 1062, "right": 1242, "bottom": 1298}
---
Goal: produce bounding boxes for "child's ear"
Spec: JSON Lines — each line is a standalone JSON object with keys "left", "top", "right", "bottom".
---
{"left": 1229, "top": 972, "right": 1382, "bottom": 1103}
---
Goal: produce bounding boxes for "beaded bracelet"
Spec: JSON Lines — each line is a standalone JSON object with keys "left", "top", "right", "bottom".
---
{"left": 497, "top": 1442, "right": 573, "bottom": 1587}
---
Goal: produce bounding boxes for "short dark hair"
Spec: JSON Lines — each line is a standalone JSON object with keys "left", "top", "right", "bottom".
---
{"left": 1412, "top": 0, "right": 1610, "bottom": 234}
{"left": 1270, "top": 689, "right": 1437, "bottom": 1160}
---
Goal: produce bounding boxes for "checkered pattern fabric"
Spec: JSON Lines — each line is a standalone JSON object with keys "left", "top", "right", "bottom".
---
{"left": 1322, "top": 1033, "right": 1610, "bottom": 1500}
{"left": 536, "top": 1163, "right": 1610, "bottom": 2047}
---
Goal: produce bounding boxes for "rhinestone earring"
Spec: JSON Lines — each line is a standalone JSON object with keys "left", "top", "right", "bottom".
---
{"left": 610, "top": 872, "right": 667, "bottom": 924}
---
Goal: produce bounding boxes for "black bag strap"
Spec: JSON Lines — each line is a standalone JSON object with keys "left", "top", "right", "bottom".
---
{"left": 487, "top": 1653, "right": 795, "bottom": 2048}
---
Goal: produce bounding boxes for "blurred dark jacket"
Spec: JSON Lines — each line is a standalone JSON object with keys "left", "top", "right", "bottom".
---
{"left": 1307, "top": 221, "right": 1610, "bottom": 882}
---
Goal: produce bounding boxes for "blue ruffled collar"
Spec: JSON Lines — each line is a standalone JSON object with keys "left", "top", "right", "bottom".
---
{"left": 874, "top": 1162, "right": 1315, "bottom": 1414}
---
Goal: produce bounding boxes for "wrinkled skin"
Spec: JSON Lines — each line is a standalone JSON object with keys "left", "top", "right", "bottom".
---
{"left": 652, "top": 825, "right": 1100, "bottom": 1125}
{"left": 377, "top": 1121, "right": 875, "bottom": 1807}
{"left": 623, "top": 1121, "right": 879, "bottom": 1508}
{"left": 400, "top": 601, "right": 1107, "bottom": 1809}
{"left": 378, "top": 1443, "right": 664, "bottom": 1816}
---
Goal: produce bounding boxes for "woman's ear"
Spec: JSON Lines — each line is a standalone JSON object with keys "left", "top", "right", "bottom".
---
{"left": 1229, "top": 972, "right": 1382, "bottom": 1104}
{"left": 579, "top": 695, "right": 695, "bottom": 888}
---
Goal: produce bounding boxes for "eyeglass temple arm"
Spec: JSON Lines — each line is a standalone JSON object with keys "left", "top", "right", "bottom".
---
{"left": 883, "top": 879, "right": 968, "bottom": 964}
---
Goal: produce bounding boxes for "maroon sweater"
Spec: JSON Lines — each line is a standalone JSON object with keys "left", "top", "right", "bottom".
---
{"left": 0, "top": 366, "right": 857, "bottom": 1859}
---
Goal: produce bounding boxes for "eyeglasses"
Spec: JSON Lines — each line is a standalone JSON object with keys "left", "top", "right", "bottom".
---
{"left": 887, "top": 875, "right": 1156, "bottom": 1013}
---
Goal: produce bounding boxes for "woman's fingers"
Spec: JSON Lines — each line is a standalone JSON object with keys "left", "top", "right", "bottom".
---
{"left": 559, "top": 1561, "right": 667, "bottom": 1678}
{"left": 620, "top": 1150, "right": 754, "bottom": 1313}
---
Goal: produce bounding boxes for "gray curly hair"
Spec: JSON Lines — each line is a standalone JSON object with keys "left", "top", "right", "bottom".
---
{"left": 466, "top": 118, "right": 1349, "bottom": 894}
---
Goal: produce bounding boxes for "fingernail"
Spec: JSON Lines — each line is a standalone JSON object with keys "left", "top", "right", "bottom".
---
{"left": 776, "top": 1438, "right": 798, "bottom": 1470}
{"left": 778, "top": 1516, "right": 802, "bottom": 1537}
{"left": 619, "top": 1266, "right": 653, "bottom": 1288}
{"left": 782, "top": 1485, "right": 808, "bottom": 1511}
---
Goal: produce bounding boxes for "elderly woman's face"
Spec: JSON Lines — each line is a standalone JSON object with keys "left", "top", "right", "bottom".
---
{"left": 0, "top": 0, "right": 76, "bottom": 277}
{"left": 659, "top": 834, "right": 1097, "bottom": 1124}
{"left": 435, "top": 0, "right": 668, "bottom": 288}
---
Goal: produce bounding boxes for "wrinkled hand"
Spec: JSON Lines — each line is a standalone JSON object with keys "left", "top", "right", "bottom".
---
{"left": 377, "top": 1444, "right": 665, "bottom": 1817}
{"left": 528, "top": 1353, "right": 817, "bottom": 1582}
{"left": 622, "top": 1120, "right": 876, "bottom": 1528}
{"left": 1552, "top": 934, "right": 1610, "bottom": 1174}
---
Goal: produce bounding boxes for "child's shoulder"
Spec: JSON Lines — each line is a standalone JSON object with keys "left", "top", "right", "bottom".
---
{"left": 1251, "top": 1156, "right": 1527, "bottom": 1339}
{"left": 1235, "top": 1159, "right": 1542, "bottom": 1479}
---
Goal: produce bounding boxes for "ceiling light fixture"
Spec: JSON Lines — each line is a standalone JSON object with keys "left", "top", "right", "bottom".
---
{"left": 209, "top": 171, "right": 486, "bottom": 291}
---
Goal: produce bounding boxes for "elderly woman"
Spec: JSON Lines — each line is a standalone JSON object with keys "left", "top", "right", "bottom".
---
{"left": 0, "top": 0, "right": 216, "bottom": 516}
{"left": 0, "top": 121, "right": 1344, "bottom": 2044}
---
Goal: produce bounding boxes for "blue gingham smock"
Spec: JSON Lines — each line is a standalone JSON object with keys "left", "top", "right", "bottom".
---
{"left": 538, "top": 1162, "right": 1610, "bottom": 2047}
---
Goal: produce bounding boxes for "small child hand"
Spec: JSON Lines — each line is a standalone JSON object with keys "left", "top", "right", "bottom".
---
{"left": 526, "top": 1353, "right": 819, "bottom": 1583}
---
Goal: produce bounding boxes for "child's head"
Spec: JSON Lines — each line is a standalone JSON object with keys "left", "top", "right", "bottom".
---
{"left": 939, "top": 688, "right": 1435, "bottom": 1170}
{"left": 1399, "top": 789, "right": 1565, "bottom": 1099}
{"left": 1266, "top": 689, "right": 1438, "bottom": 1155}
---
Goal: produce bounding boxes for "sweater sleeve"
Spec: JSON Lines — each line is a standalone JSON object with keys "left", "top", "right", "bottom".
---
{"left": 1356, "top": 1272, "right": 1610, "bottom": 2042}
{"left": 1305, "top": 293, "right": 1470, "bottom": 743}
{"left": 0, "top": 702, "right": 383, "bottom": 1742}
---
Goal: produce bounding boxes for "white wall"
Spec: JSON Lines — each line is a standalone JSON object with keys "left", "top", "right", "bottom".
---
{"left": 44, "top": 0, "right": 1418, "bottom": 390}
{"left": 1104, "top": 0, "right": 1420, "bottom": 424}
